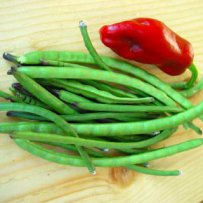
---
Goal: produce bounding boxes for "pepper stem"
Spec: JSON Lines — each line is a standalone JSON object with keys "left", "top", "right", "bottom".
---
{"left": 185, "top": 63, "right": 198, "bottom": 89}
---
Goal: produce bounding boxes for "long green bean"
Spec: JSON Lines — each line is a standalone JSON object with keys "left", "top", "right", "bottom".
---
{"left": 14, "top": 138, "right": 203, "bottom": 167}
{"left": 7, "top": 111, "right": 160, "bottom": 122}
{"left": 82, "top": 80, "right": 138, "bottom": 98}
{"left": 10, "top": 128, "right": 176, "bottom": 149}
{"left": 41, "top": 142, "right": 107, "bottom": 158}
{"left": 72, "top": 102, "right": 183, "bottom": 113}
{"left": 126, "top": 165, "right": 180, "bottom": 176}
{"left": 44, "top": 79, "right": 154, "bottom": 104}
{"left": 17, "top": 66, "right": 177, "bottom": 107}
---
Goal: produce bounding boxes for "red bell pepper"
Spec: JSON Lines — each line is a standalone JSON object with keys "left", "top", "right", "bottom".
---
{"left": 99, "top": 18, "right": 197, "bottom": 87}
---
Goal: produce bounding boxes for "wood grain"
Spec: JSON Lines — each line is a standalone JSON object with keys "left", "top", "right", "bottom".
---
{"left": 0, "top": 0, "right": 203, "bottom": 202}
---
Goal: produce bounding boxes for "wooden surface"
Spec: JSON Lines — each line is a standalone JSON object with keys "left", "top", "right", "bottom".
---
{"left": 0, "top": 0, "right": 203, "bottom": 202}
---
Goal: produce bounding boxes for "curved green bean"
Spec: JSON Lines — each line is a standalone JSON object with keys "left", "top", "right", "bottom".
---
{"left": 71, "top": 100, "right": 203, "bottom": 136}
{"left": 42, "top": 142, "right": 106, "bottom": 158}
{"left": 82, "top": 80, "right": 138, "bottom": 98}
{"left": 45, "top": 79, "right": 154, "bottom": 104}
{"left": 57, "top": 89, "right": 92, "bottom": 103}
{"left": 17, "top": 66, "right": 177, "bottom": 107}
{"left": 11, "top": 128, "right": 176, "bottom": 149}
{"left": 14, "top": 138, "right": 203, "bottom": 167}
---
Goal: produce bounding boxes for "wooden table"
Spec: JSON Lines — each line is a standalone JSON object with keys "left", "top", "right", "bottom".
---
{"left": 0, "top": 0, "right": 203, "bottom": 202}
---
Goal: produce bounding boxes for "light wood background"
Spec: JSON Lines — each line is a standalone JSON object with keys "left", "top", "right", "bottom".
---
{"left": 0, "top": 0, "right": 203, "bottom": 202}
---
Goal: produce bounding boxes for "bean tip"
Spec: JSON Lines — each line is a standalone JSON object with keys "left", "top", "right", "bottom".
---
{"left": 8, "top": 66, "right": 17, "bottom": 75}
{"left": 7, "top": 67, "right": 17, "bottom": 75}
{"left": 150, "top": 131, "right": 160, "bottom": 136}
{"left": 7, "top": 69, "right": 13, "bottom": 75}
{"left": 143, "top": 162, "right": 150, "bottom": 167}
{"left": 3, "top": 52, "right": 18, "bottom": 63}
{"left": 178, "top": 170, "right": 183, "bottom": 176}
{"left": 9, "top": 134, "right": 14, "bottom": 139}
{"left": 79, "top": 20, "right": 87, "bottom": 27}
{"left": 12, "top": 82, "right": 21, "bottom": 89}
{"left": 197, "top": 129, "right": 202, "bottom": 135}
{"left": 6, "top": 111, "right": 13, "bottom": 117}
{"left": 91, "top": 170, "right": 97, "bottom": 175}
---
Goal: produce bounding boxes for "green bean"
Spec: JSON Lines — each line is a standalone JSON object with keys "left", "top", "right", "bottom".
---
{"left": 126, "top": 165, "right": 181, "bottom": 176}
{"left": 0, "top": 90, "right": 21, "bottom": 102}
{"left": 183, "top": 122, "right": 202, "bottom": 135}
{"left": 17, "top": 66, "right": 177, "bottom": 107}
{"left": 45, "top": 79, "right": 154, "bottom": 104}
{"left": 10, "top": 87, "right": 47, "bottom": 108}
{"left": 0, "top": 103, "right": 95, "bottom": 174}
{"left": 7, "top": 111, "right": 48, "bottom": 121}
{"left": 82, "top": 80, "right": 138, "bottom": 98}
{"left": 71, "top": 101, "right": 203, "bottom": 136}
{"left": 55, "top": 89, "right": 92, "bottom": 103}
{"left": 169, "top": 82, "right": 187, "bottom": 89}
{"left": 7, "top": 111, "right": 160, "bottom": 122}
{"left": 0, "top": 121, "right": 146, "bottom": 138}
{"left": 111, "top": 134, "right": 155, "bottom": 142}
{"left": 39, "top": 79, "right": 94, "bottom": 102}
{"left": 0, "top": 121, "right": 64, "bottom": 135}
{"left": 118, "top": 148, "right": 149, "bottom": 154}
{"left": 41, "top": 142, "right": 106, "bottom": 158}
{"left": 180, "top": 78, "right": 203, "bottom": 98}
{"left": 40, "top": 59, "right": 81, "bottom": 68}
{"left": 79, "top": 20, "right": 111, "bottom": 71}
{"left": 12, "top": 70, "right": 77, "bottom": 115}
{"left": 14, "top": 138, "right": 203, "bottom": 167}
{"left": 35, "top": 60, "right": 164, "bottom": 106}
{"left": 72, "top": 102, "right": 183, "bottom": 113}
{"left": 11, "top": 128, "right": 176, "bottom": 149}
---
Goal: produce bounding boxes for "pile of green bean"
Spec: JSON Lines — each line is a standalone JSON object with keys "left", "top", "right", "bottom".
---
{"left": 1, "top": 21, "right": 203, "bottom": 176}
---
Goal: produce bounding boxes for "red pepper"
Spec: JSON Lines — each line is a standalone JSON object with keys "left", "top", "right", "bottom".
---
{"left": 99, "top": 18, "right": 195, "bottom": 77}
